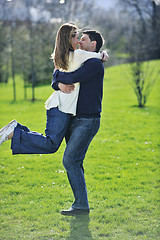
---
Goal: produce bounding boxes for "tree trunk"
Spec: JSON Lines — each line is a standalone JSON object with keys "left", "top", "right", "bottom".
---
{"left": 29, "top": 23, "right": 35, "bottom": 102}
{"left": 27, "top": 0, "right": 35, "bottom": 102}
{"left": 10, "top": 22, "right": 16, "bottom": 101}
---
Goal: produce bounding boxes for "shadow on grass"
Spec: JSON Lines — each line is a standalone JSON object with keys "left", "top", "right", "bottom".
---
{"left": 66, "top": 215, "right": 93, "bottom": 240}
{"left": 129, "top": 104, "right": 160, "bottom": 115}
{"left": 10, "top": 98, "right": 44, "bottom": 104}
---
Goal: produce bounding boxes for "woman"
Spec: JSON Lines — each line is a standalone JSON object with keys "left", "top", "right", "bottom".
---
{"left": 0, "top": 23, "right": 105, "bottom": 154}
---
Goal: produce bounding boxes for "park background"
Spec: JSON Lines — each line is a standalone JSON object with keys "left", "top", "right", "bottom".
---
{"left": 0, "top": 0, "right": 160, "bottom": 239}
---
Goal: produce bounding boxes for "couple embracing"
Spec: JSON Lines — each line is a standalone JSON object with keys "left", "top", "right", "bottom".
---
{"left": 0, "top": 23, "right": 109, "bottom": 215}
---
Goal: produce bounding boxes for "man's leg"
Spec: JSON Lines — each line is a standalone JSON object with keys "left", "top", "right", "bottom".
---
{"left": 62, "top": 117, "right": 100, "bottom": 213}
{"left": 11, "top": 108, "right": 71, "bottom": 154}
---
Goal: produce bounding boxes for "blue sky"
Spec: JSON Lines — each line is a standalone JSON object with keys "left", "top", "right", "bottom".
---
{"left": 95, "top": 0, "right": 118, "bottom": 9}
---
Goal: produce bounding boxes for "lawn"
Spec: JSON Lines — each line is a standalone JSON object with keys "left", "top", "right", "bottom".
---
{"left": 0, "top": 60, "right": 160, "bottom": 239}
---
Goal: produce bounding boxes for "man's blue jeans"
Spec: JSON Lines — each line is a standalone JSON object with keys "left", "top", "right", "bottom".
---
{"left": 11, "top": 107, "right": 71, "bottom": 154}
{"left": 63, "top": 117, "right": 100, "bottom": 210}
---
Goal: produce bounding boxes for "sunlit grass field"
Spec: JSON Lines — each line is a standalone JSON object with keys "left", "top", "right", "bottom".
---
{"left": 0, "top": 60, "right": 160, "bottom": 239}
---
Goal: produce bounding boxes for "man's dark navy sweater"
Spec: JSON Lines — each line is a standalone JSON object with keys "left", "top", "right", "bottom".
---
{"left": 52, "top": 58, "right": 104, "bottom": 118}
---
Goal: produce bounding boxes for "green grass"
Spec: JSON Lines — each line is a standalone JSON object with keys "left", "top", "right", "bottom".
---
{"left": 0, "top": 60, "right": 160, "bottom": 239}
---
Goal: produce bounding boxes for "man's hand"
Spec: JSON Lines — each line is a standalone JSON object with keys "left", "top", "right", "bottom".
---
{"left": 101, "top": 50, "right": 109, "bottom": 62}
{"left": 58, "top": 83, "right": 75, "bottom": 93}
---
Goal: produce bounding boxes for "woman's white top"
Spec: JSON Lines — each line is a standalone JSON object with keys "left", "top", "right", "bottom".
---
{"left": 45, "top": 49, "right": 101, "bottom": 115}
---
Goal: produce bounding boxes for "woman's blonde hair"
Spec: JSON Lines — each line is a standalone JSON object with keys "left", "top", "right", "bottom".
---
{"left": 51, "top": 23, "right": 78, "bottom": 70}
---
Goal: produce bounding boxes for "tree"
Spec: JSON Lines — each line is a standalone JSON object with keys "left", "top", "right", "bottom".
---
{"left": 117, "top": 0, "right": 160, "bottom": 107}
{"left": 0, "top": 22, "right": 9, "bottom": 83}
{"left": 129, "top": 61, "right": 159, "bottom": 107}
{"left": 118, "top": 0, "right": 160, "bottom": 61}
{"left": 10, "top": 22, "right": 16, "bottom": 101}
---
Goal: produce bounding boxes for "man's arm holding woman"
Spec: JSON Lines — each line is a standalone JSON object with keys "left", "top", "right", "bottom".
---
{"left": 52, "top": 58, "right": 103, "bottom": 89}
{"left": 52, "top": 50, "right": 108, "bottom": 92}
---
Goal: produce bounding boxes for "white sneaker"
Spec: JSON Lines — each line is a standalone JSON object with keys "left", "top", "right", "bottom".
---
{"left": 0, "top": 120, "right": 18, "bottom": 146}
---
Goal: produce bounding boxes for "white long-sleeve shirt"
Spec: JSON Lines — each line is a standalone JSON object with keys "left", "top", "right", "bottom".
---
{"left": 45, "top": 49, "right": 101, "bottom": 115}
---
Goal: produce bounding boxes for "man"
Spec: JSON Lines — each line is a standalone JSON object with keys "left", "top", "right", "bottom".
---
{"left": 52, "top": 30, "right": 108, "bottom": 216}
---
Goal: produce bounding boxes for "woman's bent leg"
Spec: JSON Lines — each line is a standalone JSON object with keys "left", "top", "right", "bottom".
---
{"left": 11, "top": 108, "right": 71, "bottom": 154}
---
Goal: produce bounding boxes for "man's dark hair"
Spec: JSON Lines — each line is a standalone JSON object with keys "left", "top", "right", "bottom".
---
{"left": 83, "top": 30, "right": 104, "bottom": 52}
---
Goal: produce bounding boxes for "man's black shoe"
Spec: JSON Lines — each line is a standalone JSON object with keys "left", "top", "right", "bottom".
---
{"left": 60, "top": 207, "right": 90, "bottom": 216}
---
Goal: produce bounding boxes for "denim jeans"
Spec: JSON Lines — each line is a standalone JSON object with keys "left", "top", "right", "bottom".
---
{"left": 63, "top": 117, "right": 100, "bottom": 210}
{"left": 11, "top": 107, "right": 71, "bottom": 154}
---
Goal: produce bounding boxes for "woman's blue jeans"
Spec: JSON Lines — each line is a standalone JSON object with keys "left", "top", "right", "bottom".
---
{"left": 63, "top": 117, "right": 100, "bottom": 210}
{"left": 11, "top": 107, "right": 71, "bottom": 154}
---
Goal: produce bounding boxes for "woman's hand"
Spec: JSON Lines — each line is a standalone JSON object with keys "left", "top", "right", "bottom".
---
{"left": 58, "top": 83, "right": 75, "bottom": 93}
{"left": 101, "top": 50, "right": 109, "bottom": 62}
